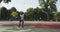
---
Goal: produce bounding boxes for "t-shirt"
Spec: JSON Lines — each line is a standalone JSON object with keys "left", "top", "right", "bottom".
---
{"left": 20, "top": 14, "right": 24, "bottom": 20}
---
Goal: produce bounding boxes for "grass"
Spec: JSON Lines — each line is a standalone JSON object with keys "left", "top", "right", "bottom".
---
{"left": 0, "top": 26, "right": 60, "bottom": 32}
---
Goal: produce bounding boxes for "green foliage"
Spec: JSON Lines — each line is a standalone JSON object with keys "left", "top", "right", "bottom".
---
{"left": 25, "top": 7, "right": 48, "bottom": 21}
{"left": 9, "top": 7, "right": 17, "bottom": 16}
{"left": 0, "top": 0, "right": 2, "bottom": 3}
{"left": 0, "top": 7, "right": 20, "bottom": 21}
{"left": 11, "top": 11, "right": 18, "bottom": 17}
{"left": 10, "top": 7, "right": 17, "bottom": 11}
{"left": 0, "top": 7, "right": 9, "bottom": 20}
{"left": 55, "top": 12, "right": 60, "bottom": 21}
{"left": 0, "top": 0, "right": 59, "bottom": 21}
{"left": 39, "top": 0, "right": 58, "bottom": 21}
{"left": 25, "top": 8, "right": 34, "bottom": 20}
{"left": 8, "top": 7, "right": 19, "bottom": 20}
{"left": 0, "top": 0, "right": 11, "bottom": 3}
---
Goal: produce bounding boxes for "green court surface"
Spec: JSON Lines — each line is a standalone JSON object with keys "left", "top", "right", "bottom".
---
{"left": 0, "top": 26, "right": 60, "bottom": 32}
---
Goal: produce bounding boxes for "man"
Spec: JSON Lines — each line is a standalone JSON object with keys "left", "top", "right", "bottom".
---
{"left": 18, "top": 12, "right": 24, "bottom": 28}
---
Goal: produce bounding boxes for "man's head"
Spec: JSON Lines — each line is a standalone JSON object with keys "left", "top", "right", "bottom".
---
{"left": 20, "top": 11, "right": 24, "bottom": 15}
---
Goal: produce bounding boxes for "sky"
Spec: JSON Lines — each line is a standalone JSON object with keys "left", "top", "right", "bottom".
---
{"left": 0, "top": 0, "right": 60, "bottom": 12}
{"left": 56, "top": 0, "right": 60, "bottom": 12}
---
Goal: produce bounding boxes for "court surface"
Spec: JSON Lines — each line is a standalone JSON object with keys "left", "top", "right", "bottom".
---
{"left": 0, "top": 21, "right": 60, "bottom": 32}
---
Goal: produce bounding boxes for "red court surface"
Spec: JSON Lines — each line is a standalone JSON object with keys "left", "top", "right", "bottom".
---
{"left": 1, "top": 21, "right": 60, "bottom": 29}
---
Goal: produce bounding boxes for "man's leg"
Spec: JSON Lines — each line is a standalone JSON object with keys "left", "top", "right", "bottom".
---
{"left": 19, "top": 20, "right": 21, "bottom": 27}
{"left": 22, "top": 20, "right": 24, "bottom": 28}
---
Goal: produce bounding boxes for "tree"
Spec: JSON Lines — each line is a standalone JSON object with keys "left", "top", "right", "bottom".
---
{"left": 0, "top": 0, "right": 11, "bottom": 19}
{"left": 25, "top": 7, "right": 47, "bottom": 21}
{"left": 10, "top": 7, "right": 17, "bottom": 11}
{"left": 53, "top": 12, "right": 60, "bottom": 21}
{"left": 39, "top": 0, "right": 58, "bottom": 20}
{"left": 0, "top": 7, "right": 9, "bottom": 20}
{"left": 25, "top": 8, "right": 34, "bottom": 20}
{"left": 9, "top": 7, "right": 17, "bottom": 16}
{"left": 33, "top": 7, "right": 42, "bottom": 20}
{"left": 39, "top": 0, "right": 57, "bottom": 12}
{"left": 8, "top": 7, "right": 18, "bottom": 20}
{"left": 56, "top": 12, "right": 60, "bottom": 21}
{"left": 0, "top": 0, "right": 11, "bottom": 3}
